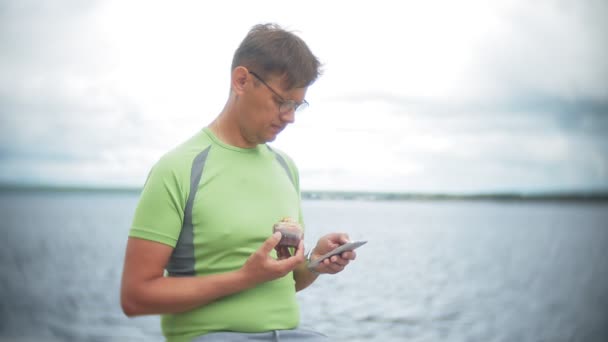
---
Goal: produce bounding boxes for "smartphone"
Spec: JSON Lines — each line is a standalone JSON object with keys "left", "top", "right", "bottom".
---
{"left": 308, "top": 240, "right": 367, "bottom": 268}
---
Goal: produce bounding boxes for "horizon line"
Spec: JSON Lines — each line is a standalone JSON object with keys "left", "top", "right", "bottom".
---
{"left": 1, "top": 182, "right": 607, "bottom": 202}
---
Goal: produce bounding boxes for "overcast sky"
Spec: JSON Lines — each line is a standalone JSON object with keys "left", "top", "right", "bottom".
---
{"left": 1, "top": 0, "right": 607, "bottom": 193}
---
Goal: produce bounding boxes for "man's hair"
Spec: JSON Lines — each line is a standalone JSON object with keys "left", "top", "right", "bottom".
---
{"left": 231, "top": 23, "right": 322, "bottom": 89}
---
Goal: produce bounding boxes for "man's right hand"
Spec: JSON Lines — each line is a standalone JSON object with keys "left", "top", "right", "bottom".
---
{"left": 240, "top": 232, "right": 305, "bottom": 284}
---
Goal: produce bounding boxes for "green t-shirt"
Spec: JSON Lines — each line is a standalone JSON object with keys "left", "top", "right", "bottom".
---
{"left": 130, "top": 127, "right": 304, "bottom": 341}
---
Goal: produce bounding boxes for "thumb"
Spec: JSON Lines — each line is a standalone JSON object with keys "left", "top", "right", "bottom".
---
{"left": 260, "top": 232, "right": 282, "bottom": 255}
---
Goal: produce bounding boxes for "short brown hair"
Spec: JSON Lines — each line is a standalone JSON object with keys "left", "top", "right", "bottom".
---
{"left": 231, "top": 23, "right": 322, "bottom": 89}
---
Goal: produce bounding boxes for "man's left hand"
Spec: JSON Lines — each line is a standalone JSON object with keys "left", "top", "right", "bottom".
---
{"left": 308, "top": 233, "right": 357, "bottom": 275}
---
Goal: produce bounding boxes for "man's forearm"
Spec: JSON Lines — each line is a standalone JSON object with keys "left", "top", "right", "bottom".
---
{"left": 121, "top": 270, "right": 254, "bottom": 316}
{"left": 122, "top": 234, "right": 306, "bottom": 316}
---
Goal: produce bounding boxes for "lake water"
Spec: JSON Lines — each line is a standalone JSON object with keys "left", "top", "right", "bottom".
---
{"left": 1, "top": 190, "right": 607, "bottom": 342}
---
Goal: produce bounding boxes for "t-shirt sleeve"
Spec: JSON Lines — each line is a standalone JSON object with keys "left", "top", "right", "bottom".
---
{"left": 129, "top": 159, "right": 187, "bottom": 248}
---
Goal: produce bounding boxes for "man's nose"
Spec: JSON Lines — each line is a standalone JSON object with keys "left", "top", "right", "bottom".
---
{"left": 280, "top": 109, "right": 295, "bottom": 124}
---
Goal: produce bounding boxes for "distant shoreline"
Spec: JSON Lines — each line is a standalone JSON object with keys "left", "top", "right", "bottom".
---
{"left": 1, "top": 183, "right": 607, "bottom": 202}
{"left": 301, "top": 191, "right": 608, "bottom": 202}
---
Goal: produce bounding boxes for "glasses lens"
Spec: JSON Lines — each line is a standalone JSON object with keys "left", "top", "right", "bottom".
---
{"left": 279, "top": 100, "right": 308, "bottom": 114}
{"left": 280, "top": 102, "right": 294, "bottom": 114}
{"left": 296, "top": 101, "right": 309, "bottom": 112}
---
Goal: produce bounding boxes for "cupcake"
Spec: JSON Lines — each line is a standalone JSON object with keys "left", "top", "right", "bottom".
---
{"left": 272, "top": 217, "right": 303, "bottom": 258}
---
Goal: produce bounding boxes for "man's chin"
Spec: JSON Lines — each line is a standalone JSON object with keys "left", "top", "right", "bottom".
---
{"left": 264, "top": 133, "right": 278, "bottom": 143}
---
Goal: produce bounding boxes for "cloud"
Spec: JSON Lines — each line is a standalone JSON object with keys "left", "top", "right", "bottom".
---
{"left": 470, "top": 1, "right": 608, "bottom": 103}
{"left": 0, "top": 1, "right": 153, "bottom": 186}
{"left": 1, "top": 0, "right": 607, "bottom": 192}
{"left": 285, "top": 88, "right": 608, "bottom": 192}
{"left": 296, "top": 1, "right": 608, "bottom": 192}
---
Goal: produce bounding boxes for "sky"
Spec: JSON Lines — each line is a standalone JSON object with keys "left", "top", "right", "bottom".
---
{"left": 1, "top": 0, "right": 607, "bottom": 194}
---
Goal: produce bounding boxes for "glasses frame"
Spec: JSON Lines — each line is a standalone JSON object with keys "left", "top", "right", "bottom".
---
{"left": 249, "top": 71, "right": 309, "bottom": 114}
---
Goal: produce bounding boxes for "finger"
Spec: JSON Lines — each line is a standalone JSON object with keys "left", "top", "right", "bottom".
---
{"left": 319, "top": 259, "right": 344, "bottom": 274}
{"left": 260, "top": 232, "right": 282, "bottom": 255}
{"left": 327, "top": 253, "right": 349, "bottom": 265}
{"left": 292, "top": 244, "right": 305, "bottom": 263}
{"left": 277, "top": 248, "right": 305, "bottom": 271}
{"left": 295, "top": 240, "right": 305, "bottom": 258}
{"left": 340, "top": 251, "right": 357, "bottom": 261}
{"left": 332, "top": 257, "right": 350, "bottom": 267}
{"left": 328, "top": 263, "right": 345, "bottom": 273}
{"left": 291, "top": 241, "right": 305, "bottom": 264}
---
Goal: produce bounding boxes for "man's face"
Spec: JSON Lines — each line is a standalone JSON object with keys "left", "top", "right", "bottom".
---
{"left": 238, "top": 72, "right": 308, "bottom": 146}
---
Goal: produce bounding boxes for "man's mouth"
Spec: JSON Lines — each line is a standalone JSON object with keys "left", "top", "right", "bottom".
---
{"left": 271, "top": 124, "right": 284, "bottom": 133}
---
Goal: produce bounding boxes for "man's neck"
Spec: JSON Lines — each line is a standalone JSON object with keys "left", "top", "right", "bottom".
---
{"left": 209, "top": 112, "right": 256, "bottom": 149}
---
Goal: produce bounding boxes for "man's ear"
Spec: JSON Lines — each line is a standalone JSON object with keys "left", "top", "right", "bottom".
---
{"left": 231, "top": 66, "right": 249, "bottom": 96}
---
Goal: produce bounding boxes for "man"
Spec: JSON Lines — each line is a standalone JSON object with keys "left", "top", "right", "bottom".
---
{"left": 120, "top": 23, "right": 357, "bottom": 341}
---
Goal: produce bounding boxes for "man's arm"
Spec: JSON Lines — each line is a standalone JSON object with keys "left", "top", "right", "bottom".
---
{"left": 120, "top": 232, "right": 304, "bottom": 316}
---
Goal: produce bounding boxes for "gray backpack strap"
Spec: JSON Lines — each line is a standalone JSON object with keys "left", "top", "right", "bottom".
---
{"left": 267, "top": 145, "right": 297, "bottom": 190}
{"left": 167, "top": 145, "right": 211, "bottom": 276}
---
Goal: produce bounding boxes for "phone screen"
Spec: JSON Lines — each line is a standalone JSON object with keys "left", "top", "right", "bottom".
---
{"left": 308, "top": 240, "right": 367, "bottom": 268}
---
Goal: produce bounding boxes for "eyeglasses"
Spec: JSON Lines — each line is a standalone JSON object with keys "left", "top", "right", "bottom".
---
{"left": 249, "top": 71, "right": 309, "bottom": 114}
